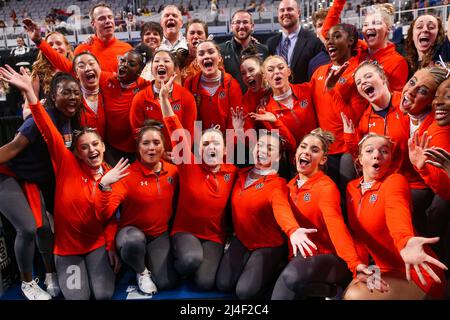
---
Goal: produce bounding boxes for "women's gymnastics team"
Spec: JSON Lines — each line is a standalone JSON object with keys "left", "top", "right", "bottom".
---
{"left": 0, "top": 0, "right": 450, "bottom": 300}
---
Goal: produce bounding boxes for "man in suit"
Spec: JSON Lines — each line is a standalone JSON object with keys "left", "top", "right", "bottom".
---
{"left": 266, "top": 0, "right": 324, "bottom": 84}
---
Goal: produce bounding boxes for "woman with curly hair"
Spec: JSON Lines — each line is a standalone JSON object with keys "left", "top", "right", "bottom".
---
{"left": 405, "top": 14, "right": 449, "bottom": 76}
{"left": 31, "top": 31, "right": 73, "bottom": 99}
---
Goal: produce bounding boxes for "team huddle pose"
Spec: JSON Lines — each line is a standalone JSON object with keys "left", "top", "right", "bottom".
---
{"left": 0, "top": 0, "right": 449, "bottom": 300}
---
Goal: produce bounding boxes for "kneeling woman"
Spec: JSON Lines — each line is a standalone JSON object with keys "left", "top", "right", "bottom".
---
{"left": 344, "top": 133, "right": 447, "bottom": 299}
{"left": 1, "top": 66, "right": 116, "bottom": 300}
{"left": 96, "top": 120, "right": 179, "bottom": 294}
{"left": 215, "top": 127, "right": 317, "bottom": 300}
{"left": 160, "top": 76, "right": 238, "bottom": 290}
{"left": 272, "top": 129, "right": 364, "bottom": 300}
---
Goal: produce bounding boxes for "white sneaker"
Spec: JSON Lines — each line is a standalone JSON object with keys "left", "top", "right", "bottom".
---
{"left": 21, "top": 278, "right": 52, "bottom": 300}
{"left": 44, "top": 272, "right": 61, "bottom": 297}
{"left": 136, "top": 269, "right": 157, "bottom": 295}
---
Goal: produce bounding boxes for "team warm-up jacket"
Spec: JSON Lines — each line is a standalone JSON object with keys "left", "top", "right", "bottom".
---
{"left": 414, "top": 121, "right": 450, "bottom": 199}
{"left": 288, "top": 171, "right": 363, "bottom": 273}
{"left": 130, "top": 82, "right": 197, "bottom": 149}
{"left": 343, "top": 91, "right": 410, "bottom": 174}
{"left": 231, "top": 167, "right": 298, "bottom": 251}
{"left": 37, "top": 40, "right": 107, "bottom": 139}
{"left": 310, "top": 55, "right": 366, "bottom": 155}
{"left": 74, "top": 35, "right": 132, "bottom": 73}
{"left": 96, "top": 160, "right": 178, "bottom": 239}
{"left": 321, "top": 0, "right": 408, "bottom": 92}
{"left": 163, "top": 115, "right": 238, "bottom": 244}
{"left": 346, "top": 173, "right": 446, "bottom": 298}
{"left": 264, "top": 83, "right": 318, "bottom": 146}
{"left": 28, "top": 101, "right": 112, "bottom": 256}
{"left": 184, "top": 71, "right": 243, "bottom": 133}
{"left": 37, "top": 39, "right": 151, "bottom": 152}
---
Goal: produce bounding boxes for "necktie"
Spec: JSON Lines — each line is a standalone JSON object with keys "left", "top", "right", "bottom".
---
{"left": 280, "top": 36, "right": 290, "bottom": 64}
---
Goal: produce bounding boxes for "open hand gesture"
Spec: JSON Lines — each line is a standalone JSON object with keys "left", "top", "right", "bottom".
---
{"left": 290, "top": 227, "right": 318, "bottom": 258}
{"left": 100, "top": 158, "right": 130, "bottom": 187}
{"left": 400, "top": 236, "right": 448, "bottom": 286}
{"left": 22, "top": 19, "right": 41, "bottom": 43}
{"left": 408, "top": 131, "right": 432, "bottom": 170}
{"left": 0, "top": 64, "right": 33, "bottom": 94}
{"left": 249, "top": 108, "right": 277, "bottom": 123}
{"left": 424, "top": 147, "right": 450, "bottom": 176}
{"left": 325, "top": 62, "right": 349, "bottom": 91}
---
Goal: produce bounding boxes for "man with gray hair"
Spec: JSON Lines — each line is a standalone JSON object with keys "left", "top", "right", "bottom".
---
{"left": 158, "top": 5, "right": 188, "bottom": 51}
{"left": 74, "top": 2, "right": 132, "bottom": 72}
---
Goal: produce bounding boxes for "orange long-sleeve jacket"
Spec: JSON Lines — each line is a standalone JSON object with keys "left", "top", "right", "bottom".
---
{"left": 288, "top": 171, "right": 363, "bottom": 273}
{"left": 344, "top": 91, "right": 410, "bottom": 175}
{"left": 184, "top": 71, "right": 243, "bottom": 133}
{"left": 232, "top": 167, "right": 298, "bottom": 251}
{"left": 29, "top": 101, "right": 111, "bottom": 256}
{"left": 264, "top": 83, "right": 318, "bottom": 146}
{"left": 415, "top": 121, "right": 450, "bottom": 199}
{"left": 37, "top": 40, "right": 106, "bottom": 138}
{"left": 74, "top": 35, "right": 132, "bottom": 73}
{"left": 163, "top": 115, "right": 238, "bottom": 244}
{"left": 321, "top": 0, "right": 408, "bottom": 92}
{"left": 310, "top": 56, "right": 366, "bottom": 155}
{"left": 96, "top": 160, "right": 178, "bottom": 239}
{"left": 346, "top": 173, "right": 446, "bottom": 298}
{"left": 129, "top": 82, "right": 197, "bottom": 149}
{"left": 37, "top": 39, "right": 148, "bottom": 152}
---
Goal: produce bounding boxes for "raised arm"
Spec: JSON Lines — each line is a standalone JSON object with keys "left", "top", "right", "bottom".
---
{"left": 23, "top": 19, "right": 74, "bottom": 75}
{"left": 321, "top": 0, "right": 346, "bottom": 40}
{"left": 161, "top": 76, "right": 193, "bottom": 165}
{"left": 0, "top": 65, "right": 68, "bottom": 170}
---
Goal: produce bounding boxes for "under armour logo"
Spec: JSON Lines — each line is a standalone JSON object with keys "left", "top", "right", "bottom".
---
{"left": 146, "top": 106, "right": 153, "bottom": 111}
{"left": 338, "top": 77, "right": 346, "bottom": 84}
{"left": 318, "top": 76, "right": 324, "bottom": 80}
{"left": 368, "top": 122, "right": 376, "bottom": 128}
{"left": 82, "top": 177, "right": 88, "bottom": 183}
{"left": 255, "top": 183, "right": 264, "bottom": 189}
{"left": 141, "top": 181, "right": 148, "bottom": 186}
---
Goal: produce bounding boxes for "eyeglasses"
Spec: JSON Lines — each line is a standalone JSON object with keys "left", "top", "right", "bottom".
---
{"left": 232, "top": 20, "right": 251, "bottom": 26}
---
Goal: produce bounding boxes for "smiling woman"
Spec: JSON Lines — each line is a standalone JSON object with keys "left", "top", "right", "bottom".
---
{"left": 0, "top": 65, "right": 117, "bottom": 300}
{"left": 406, "top": 14, "right": 448, "bottom": 75}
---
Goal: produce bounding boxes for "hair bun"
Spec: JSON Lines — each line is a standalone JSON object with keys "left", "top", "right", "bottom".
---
{"left": 310, "top": 128, "right": 335, "bottom": 146}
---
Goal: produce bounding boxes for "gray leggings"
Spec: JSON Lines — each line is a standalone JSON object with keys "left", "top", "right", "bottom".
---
{"left": 171, "top": 232, "right": 224, "bottom": 291}
{"left": 116, "top": 227, "right": 178, "bottom": 290}
{"left": 271, "top": 253, "right": 352, "bottom": 300}
{"left": 0, "top": 174, "right": 54, "bottom": 274}
{"left": 216, "top": 236, "right": 287, "bottom": 300}
{"left": 55, "top": 246, "right": 115, "bottom": 300}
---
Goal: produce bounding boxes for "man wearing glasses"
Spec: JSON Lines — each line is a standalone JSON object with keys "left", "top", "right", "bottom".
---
{"left": 219, "top": 10, "right": 268, "bottom": 92}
